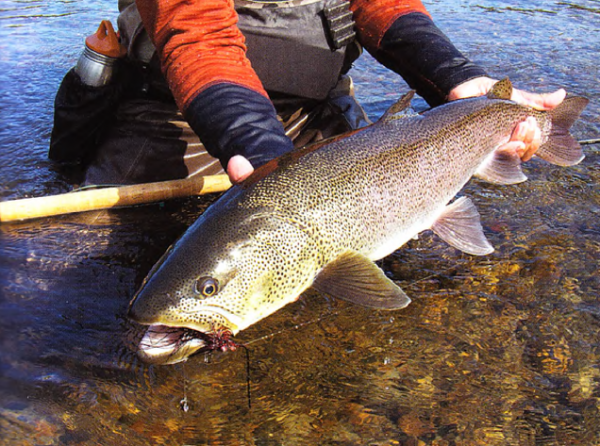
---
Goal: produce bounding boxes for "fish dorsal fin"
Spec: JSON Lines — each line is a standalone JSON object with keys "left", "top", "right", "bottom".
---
{"left": 381, "top": 90, "right": 417, "bottom": 122}
{"left": 431, "top": 197, "right": 494, "bottom": 256}
{"left": 475, "top": 144, "right": 528, "bottom": 184}
{"left": 312, "top": 250, "right": 411, "bottom": 310}
{"left": 487, "top": 78, "right": 513, "bottom": 100}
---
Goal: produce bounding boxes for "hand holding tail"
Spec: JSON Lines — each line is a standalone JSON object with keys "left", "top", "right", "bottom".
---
{"left": 449, "top": 76, "right": 567, "bottom": 160}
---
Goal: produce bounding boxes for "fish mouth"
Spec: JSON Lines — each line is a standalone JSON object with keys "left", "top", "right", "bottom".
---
{"left": 130, "top": 305, "right": 242, "bottom": 364}
{"left": 136, "top": 322, "right": 241, "bottom": 365}
{"left": 137, "top": 325, "right": 209, "bottom": 365}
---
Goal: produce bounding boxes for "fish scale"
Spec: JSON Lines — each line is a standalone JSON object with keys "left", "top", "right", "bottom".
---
{"left": 128, "top": 79, "right": 588, "bottom": 364}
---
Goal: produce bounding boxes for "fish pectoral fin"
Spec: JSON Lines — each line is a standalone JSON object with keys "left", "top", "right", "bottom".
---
{"left": 312, "top": 251, "right": 411, "bottom": 310}
{"left": 431, "top": 197, "right": 494, "bottom": 256}
{"left": 474, "top": 145, "right": 527, "bottom": 185}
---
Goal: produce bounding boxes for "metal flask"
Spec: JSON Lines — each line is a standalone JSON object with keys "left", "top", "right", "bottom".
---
{"left": 75, "top": 20, "right": 126, "bottom": 87}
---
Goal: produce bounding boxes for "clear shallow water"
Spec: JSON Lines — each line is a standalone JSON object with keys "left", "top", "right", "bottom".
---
{"left": 1, "top": 1, "right": 599, "bottom": 445}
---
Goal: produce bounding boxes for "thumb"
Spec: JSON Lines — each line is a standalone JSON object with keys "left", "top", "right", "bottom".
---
{"left": 227, "top": 155, "right": 254, "bottom": 184}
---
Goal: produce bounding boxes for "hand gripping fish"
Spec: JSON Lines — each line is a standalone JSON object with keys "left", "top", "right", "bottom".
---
{"left": 128, "top": 79, "right": 588, "bottom": 364}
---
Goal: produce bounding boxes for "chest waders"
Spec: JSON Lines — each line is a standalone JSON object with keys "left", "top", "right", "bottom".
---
{"left": 51, "top": 0, "right": 370, "bottom": 185}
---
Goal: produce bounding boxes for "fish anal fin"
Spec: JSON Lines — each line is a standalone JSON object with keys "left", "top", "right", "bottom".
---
{"left": 487, "top": 78, "right": 513, "bottom": 100}
{"left": 475, "top": 144, "right": 527, "bottom": 185}
{"left": 313, "top": 251, "right": 411, "bottom": 310}
{"left": 432, "top": 197, "right": 494, "bottom": 256}
{"left": 381, "top": 91, "right": 417, "bottom": 122}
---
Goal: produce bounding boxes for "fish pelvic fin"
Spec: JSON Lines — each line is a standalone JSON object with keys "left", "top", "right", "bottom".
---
{"left": 312, "top": 250, "right": 411, "bottom": 310}
{"left": 381, "top": 90, "right": 417, "bottom": 122}
{"left": 487, "top": 78, "right": 513, "bottom": 100}
{"left": 536, "top": 96, "right": 589, "bottom": 166}
{"left": 431, "top": 197, "right": 494, "bottom": 256}
{"left": 475, "top": 145, "right": 527, "bottom": 185}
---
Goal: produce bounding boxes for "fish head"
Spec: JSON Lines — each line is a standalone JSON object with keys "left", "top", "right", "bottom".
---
{"left": 128, "top": 210, "right": 315, "bottom": 364}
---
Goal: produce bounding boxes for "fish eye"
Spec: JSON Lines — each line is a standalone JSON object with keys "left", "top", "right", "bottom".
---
{"left": 195, "top": 277, "right": 220, "bottom": 297}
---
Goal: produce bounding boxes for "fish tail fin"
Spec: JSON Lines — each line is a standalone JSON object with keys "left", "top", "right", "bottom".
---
{"left": 536, "top": 96, "right": 589, "bottom": 166}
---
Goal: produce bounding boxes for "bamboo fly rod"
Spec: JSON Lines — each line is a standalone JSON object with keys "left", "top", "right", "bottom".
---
{"left": 0, "top": 174, "right": 232, "bottom": 223}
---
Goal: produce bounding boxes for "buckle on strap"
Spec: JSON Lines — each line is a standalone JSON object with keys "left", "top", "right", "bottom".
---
{"left": 324, "top": 0, "right": 356, "bottom": 50}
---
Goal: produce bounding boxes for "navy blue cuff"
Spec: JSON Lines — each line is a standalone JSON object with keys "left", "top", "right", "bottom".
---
{"left": 376, "top": 13, "right": 487, "bottom": 106}
{"left": 184, "top": 84, "right": 294, "bottom": 171}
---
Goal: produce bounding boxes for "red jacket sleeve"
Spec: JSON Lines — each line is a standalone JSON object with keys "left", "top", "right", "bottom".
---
{"left": 350, "top": 0, "right": 486, "bottom": 105}
{"left": 350, "top": 0, "right": 431, "bottom": 52}
{"left": 135, "top": 0, "right": 267, "bottom": 111}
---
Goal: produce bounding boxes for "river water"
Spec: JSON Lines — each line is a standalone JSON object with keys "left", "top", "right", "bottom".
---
{"left": 1, "top": 1, "right": 599, "bottom": 445}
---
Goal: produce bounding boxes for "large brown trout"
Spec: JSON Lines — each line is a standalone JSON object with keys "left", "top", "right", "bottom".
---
{"left": 129, "top": 79, "right": 588, "bottom": 364}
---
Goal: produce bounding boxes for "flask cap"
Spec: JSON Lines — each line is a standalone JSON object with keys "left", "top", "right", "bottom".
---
{"left": 85, "top": 20, "right": 126, "bottom": 59}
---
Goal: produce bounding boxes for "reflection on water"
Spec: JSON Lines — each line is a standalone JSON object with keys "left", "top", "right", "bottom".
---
{"left": 1, "top": 0, "right": 600, "bottom": 445}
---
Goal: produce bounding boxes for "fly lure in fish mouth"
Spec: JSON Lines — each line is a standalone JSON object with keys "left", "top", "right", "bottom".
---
{"left": 202, "top": 326, "right": 241, "bottom": 352}
{"left": 168, "top": 325, "right": 242, "bottom": 354}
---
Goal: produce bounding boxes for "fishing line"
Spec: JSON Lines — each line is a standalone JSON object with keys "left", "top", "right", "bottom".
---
{"left": 236, "top": 344, "right": 252, "bottom": 410}
{"left": 242, "top": 310, "right": 341, "bottom": 347}
{"left": 176, "top": 287, "right": 360, "bottom": 410}
{"left": 179, "top": 362, "right": 190, "bottom": 412}
{"left": 232, "top": 310, "right": 343, "bottom": 409}
{"left": 578, "top": 138, "right": 600, "bottom": 145}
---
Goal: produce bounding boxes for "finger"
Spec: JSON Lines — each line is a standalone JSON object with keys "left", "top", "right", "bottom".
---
{"left": 498, "top": 140, "right": 526, "bottom": 156}
{"left": 522, "top": 116, "right": 536, "bottom": 145}
{"left": 525, "top": 118, "right": 543, "bottom": 161}
{"left": 510, "top": 118, "right": 541, "bottom": 161}
{"left": 511, "top": 88, "right": 566, "bottom": 111}
{"left": 511, "top": 121, "right": 527, "bottom": 142}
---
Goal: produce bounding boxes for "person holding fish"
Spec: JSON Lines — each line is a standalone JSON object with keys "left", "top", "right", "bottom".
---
{"left": 50, "top": 0, "right": 566, "bottom": 186}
